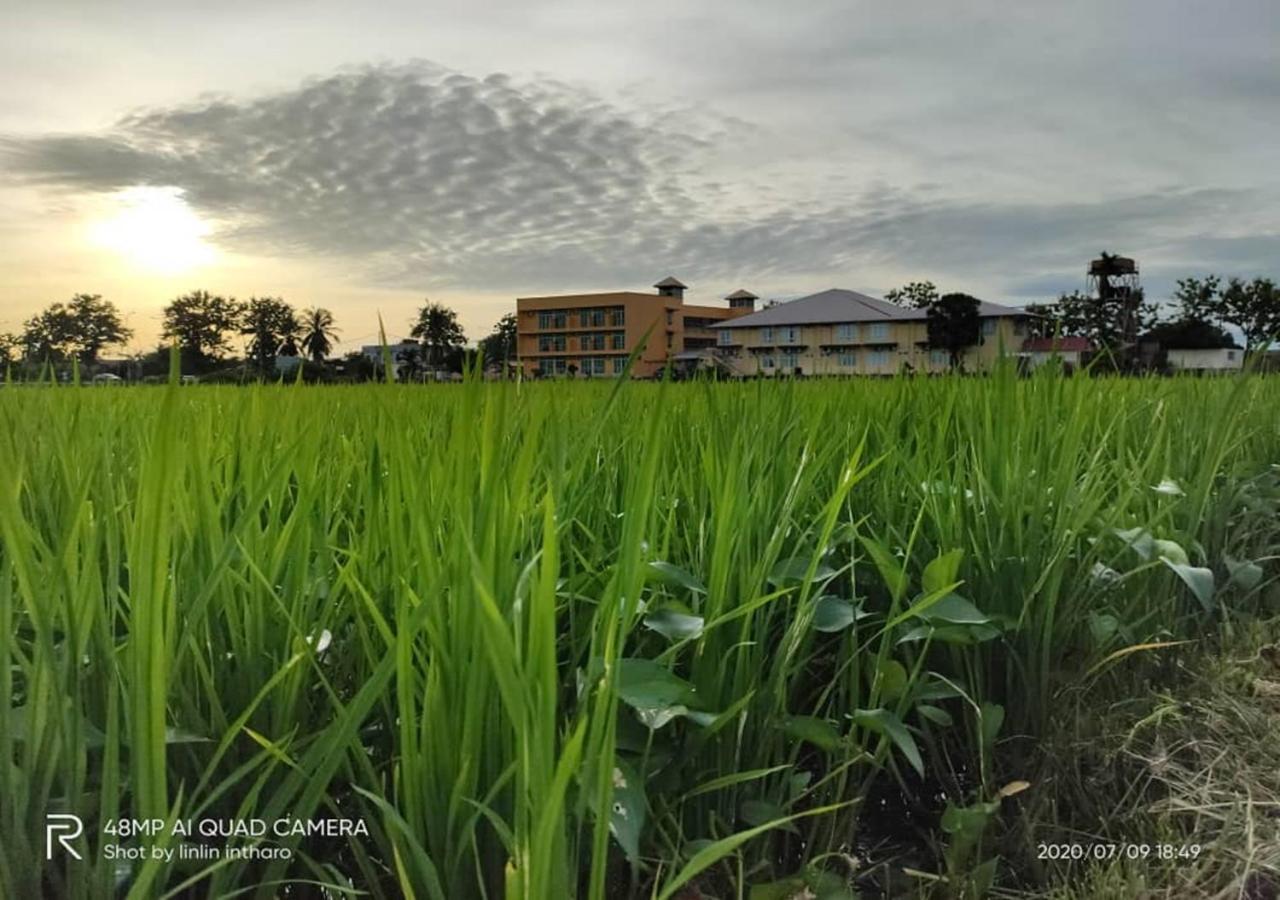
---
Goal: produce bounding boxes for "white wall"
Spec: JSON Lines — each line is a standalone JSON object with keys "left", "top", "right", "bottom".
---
{"left": 1167, "top": 348, "right": 1243, "bottom": 371}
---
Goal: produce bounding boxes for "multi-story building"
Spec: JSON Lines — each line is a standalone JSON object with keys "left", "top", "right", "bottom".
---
{"left": 516, "top": 277, "right": 757, "bottom": 377}
{"left": 716, "top": 289, "right": 1029, "bottom": 376}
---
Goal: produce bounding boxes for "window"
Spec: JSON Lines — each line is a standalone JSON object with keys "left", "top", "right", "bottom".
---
{"left": 579, "top": 310, "right": 591, "bottom": 327}
{"left": 610, "top": 308, "right": 625, "bottom": 327}
{"left": 869, "top": 322, "right": 890, "bottom": 341}
{"left": 612, "top": 357, "right": 625, "bottom": 374}
{"left": 595, "top": 358, "right": 606, "bottom": 374}
{"left": 718, "top": 329, "right": 733, "bottom": 346}
{"left": 838, "top": 351, "right": 856, "bottom": 367}
{"left": 929, "top": 350, "right": 948, "bottom": 367}
{"left": 761, "top": 354, "right": 775, "bottom": 369}
{"left": 538, "top": 312, "right": 553, "bottom": 330}
{"left": 538, "top": 335, "right": 565, "bottom": 352}
{"left": 779, "top": 326, "right": 800, "bottom": 344}
{"left": 867, "top": 350, "right": 891, "bottom": 368}
{"left": 780, "top": 351, "right": 799, "bottom": 370}
{"left": 836, "top": 323, "right": 858, "bottom": 342}
{"left": 553, "top": 312, "right": 566, "bottom": 329}
{"left": 761, "top": 327, "right": 774, "bottom": 343}
{"left": 539, "top": 335, "right": 551, "bottom": 352}
{"left": 552, "top": 359, "right": 566, "bottom": 374}
{"left": 666, "top": 310, "right": 674, "bottom": 326}
{"left": 591, "top": 309, "right": 605, "bottom": 327}
{"left": 611, "top": 333, "right": 626, "bottom": 350}
{"left": 1228, "top": 351, "right": 1237, "bottom": 361}
{"left": 981, "top": 318, "right": 997, "bottom": 336}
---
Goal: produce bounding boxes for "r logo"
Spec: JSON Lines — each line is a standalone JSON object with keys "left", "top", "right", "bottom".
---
{"left": 46, "top": 814, "right": 84, "bottom": 860}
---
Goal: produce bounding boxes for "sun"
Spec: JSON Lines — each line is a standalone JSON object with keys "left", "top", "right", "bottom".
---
{"left": 89, "top": 186, "right": 216, "bottom": 274}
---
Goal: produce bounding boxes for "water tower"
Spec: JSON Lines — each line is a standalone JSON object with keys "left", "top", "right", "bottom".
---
{"left": 1087, "top": 253, "right": 1142, "bottom": 345}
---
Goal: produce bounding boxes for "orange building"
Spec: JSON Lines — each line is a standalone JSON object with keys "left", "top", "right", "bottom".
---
{"left": 515, "top": 277, "right": 757, "bottom": 377}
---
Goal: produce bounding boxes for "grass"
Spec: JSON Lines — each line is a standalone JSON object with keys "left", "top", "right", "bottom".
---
{"left": 1, "top": 366, "right": 1278, "bottom": 898}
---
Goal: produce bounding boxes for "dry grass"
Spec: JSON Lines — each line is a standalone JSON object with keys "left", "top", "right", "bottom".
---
{"left": 1008, "top": 623, "right": 1280, "bottom": 899}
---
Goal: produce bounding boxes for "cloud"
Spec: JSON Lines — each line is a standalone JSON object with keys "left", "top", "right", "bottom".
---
{"left": 4, "top": 60, "right": 1277, "bottom": 299}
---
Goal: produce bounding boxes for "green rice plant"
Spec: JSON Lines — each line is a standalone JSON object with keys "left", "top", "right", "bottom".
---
{"left": 1, "top": 367, "right": 1277, "bottom": 898}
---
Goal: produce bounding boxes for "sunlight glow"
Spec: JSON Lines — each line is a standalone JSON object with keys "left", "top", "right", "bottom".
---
{"left": 89, "top": 186, "right": 216, "bottom": 274}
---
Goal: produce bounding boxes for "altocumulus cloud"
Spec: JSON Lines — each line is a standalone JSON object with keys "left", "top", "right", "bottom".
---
{"left": 4, "top": 61, "right": 1276, "bottom": 296}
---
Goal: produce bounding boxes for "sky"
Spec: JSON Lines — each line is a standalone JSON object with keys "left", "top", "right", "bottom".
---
{"left": 1, "top": 0, "right": 1277, "bottom": 354}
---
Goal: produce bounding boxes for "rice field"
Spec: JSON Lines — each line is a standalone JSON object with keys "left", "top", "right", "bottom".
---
{"left": 3, "top": 369, "right": 1278, "bottom": 898}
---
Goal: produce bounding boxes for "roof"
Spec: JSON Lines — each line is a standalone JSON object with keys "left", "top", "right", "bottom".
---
{"left": 725, "top": 288, "right": 758, "bottom": 300}
{"left": 1021, "top": 336, "right": 1093, "bottom": 353}
{"left": 654, "top": 276, "right": 687, "bottom": 289}
{"left": 722, "top": 289, "right": 1025, "bottom": 328}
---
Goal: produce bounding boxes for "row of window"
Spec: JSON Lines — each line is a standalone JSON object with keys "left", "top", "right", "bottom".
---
{"left": 537, "top": 332, "right": 626, "bottom": 352}
{"left": 720, "top": 320, "right": 1002, "bottom": 346}
{"left": 536, "top": 307, "right": 626, "bottom": 330}
{"left": 759, "top": 349, "right": 899, "bottom": 370}
{"left": 535, "top": 357, "right": 626, "bottom": 376}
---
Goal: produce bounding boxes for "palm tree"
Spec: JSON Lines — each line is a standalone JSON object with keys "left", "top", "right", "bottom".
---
{"left": 301, "top": 307, "right": 339, "bottom": 363}
{"left": 409, "top": 302, "right": 465, "bottom": 374}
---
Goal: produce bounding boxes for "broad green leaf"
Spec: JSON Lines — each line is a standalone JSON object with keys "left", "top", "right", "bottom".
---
{"left": 741, "top": 799, "right": 796, "bottom": 832}
{"left": 1162, "top": 559, "right": 1215, "bottom": 611}
{"left": 780, "top": 715, "right": 841, "bottom": 752}
{"left": 1153, "top": 539, "right": 1188, "bottom": 566}
{"left": 646, "top": 561, "right": 707, "bottom": 594}
{"left": 852, "top": 708, "right": 923, "bottom": 776}
{"left": 616, "top": 658, "right": 697, "bottom": 710}
{"left": 916, "top": 705, "right": 953, "bottom": 727}
{"left": 811, "top": 595, "right": 864, "bottom": 632}
{"left": 860, "top": 535, "right": 908, "bottom": 598}
{"left": 922, "top": 549, "right": 964, "bottom": 595}
{"left": 1114, "top": 526, "right": 1155, "bottom": 560}
{"left": 608, "top": 759, "right": 646, "bottom": 861}
{"left": 767, "top": 556, "right": 837, "bottom": 587}
{"left": 897, "top": 622, "right": 1000, "bottom": 645}
{"left": 1151, "top": 478, "right": 1185, "bottom": 497}
{"left": 1087, "top": 612, "right": 1120, "bottom": 647}
{"left": 643, "top": 607, "right": 705, "bottom": 641}
{"left": 920, "top": 593, "right": 989, "bottom": 625}
{"left": 1226, "top": 555, "right": 1264, "bottom": 591}
{"left": 876, "top": 658, "right": 909, "bottom": 702}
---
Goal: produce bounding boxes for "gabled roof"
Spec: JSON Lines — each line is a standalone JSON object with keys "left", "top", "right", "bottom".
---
{"left": 722, "top": 289, "right": 1025, "bottom": 328}
{"left": 725, "top": 288, "right": 758, "bottom": 300}
{"left": 654, "top": 276, "right": 687, "bottom": 289}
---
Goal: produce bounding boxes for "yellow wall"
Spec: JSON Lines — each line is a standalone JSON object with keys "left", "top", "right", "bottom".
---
{"left": 717, "top": 318, "right": 1026, "bottom": 376}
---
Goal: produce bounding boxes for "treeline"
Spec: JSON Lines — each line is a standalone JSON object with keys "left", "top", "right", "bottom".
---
{"left": 1, "top": 292, "right": 520, "bottom": 383}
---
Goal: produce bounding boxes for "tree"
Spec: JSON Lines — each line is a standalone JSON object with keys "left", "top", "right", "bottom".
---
{"left": 926, "top": 293, "right": 981, "bottom": 369}
{"left": 409, "top": 302, "right": 466, "bottom": 374}
{"left": 300, "top": 305, "right": 340, "bottom": 363}
{"left": 162, "top": 291, "right": 243, "bottom": 370}
{"left": 1172, "top": 275, "right": 1223, "bottom": 326}
{"left": 885, "top": 280, "right": 939, "bottom": 309}
{"left": 16, "top": 295, "right": 132, "bottom": 366}
{"left": 1142, "top": 319, "right": 1235, "bottom": 351}
{"left": 301, "top": 307, "right": 339, "bottom": 363}
{"left": 1220, "top": 277, "right": 1280, "bottom": 353}
{"left": 478, "top": 313, "right": 517, "bottom": 370}
{"left": 1031, "top": 290, "right": 1157, "bottom": 354}
{"left": 0, "top": 333, "right": 20, "bottom": 368}
{"left": 21, "top": 306, "right": 77, "bottom": 363}
{"left": 240, "top": 297, "right": 301, "bottom": 374}
{"left": 65, "top": 294, "right": 131, "bottom": 364}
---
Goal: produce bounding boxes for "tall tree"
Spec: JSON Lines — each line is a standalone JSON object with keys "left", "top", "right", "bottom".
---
{"left": 162, "top": 291, "right": 243, "bottom": 369}
{"left": 1171, "top": 275, "right": 1223, "bottom": 326}
{"left": 409, "top": 301, "right": 466, "bottom": 373}
{"left": 240, "top": 297, "right": 301, "bottom": 374}
{"left": 17, "top": 295, "right": 132, "bottom": 365}
{"left": 926, "top": 293, "right": 981, "bottom": 369}
{"left": 65, "top": 294, "right": 132, "bottom": 363}
{"left": 478, "top": 313, "right": 517, "bottom": 369}
{"left": 885, "top": 280, "right": 939, "bottom": 309}
{"left": 1220, "top": 277, "right": 1280, "bottom": 353}
{"left": 301, "top": 307, "right": 339, "bottom": 362}
{"left": 21, "top": 306, "right": 77, "bottom": 363}
{"left": 0, "top": 333, "right": 20, "bottom": 368}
